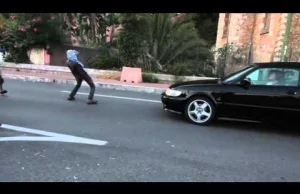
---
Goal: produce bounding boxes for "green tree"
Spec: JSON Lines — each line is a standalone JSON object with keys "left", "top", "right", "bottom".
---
{"left": 61, "top": 13, "right": 120, "bottom": 47}
{"left": 191, "top": 13, "right": 219, "bottom": 48}
{"left": 117, "top": 13, "right": 213, "bottom": 73}
{"left": 117, "top": 13, "right": 145, "bottom": 67}
{"left": 0, "top": 13, "right": 67, "bottom": 63}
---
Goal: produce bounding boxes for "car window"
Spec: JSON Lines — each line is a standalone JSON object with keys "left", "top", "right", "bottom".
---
{"left": 245, "top": 68, "right": 300, "bottom": 87}
{"left": 223, "top": 66, "right": 254, "bottom": 83}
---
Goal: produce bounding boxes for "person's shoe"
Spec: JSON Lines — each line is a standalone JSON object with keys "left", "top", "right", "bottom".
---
{"left": 87, "top": 99, "right": 98, "bottom": 104}
{"left": 68, "top": 96, "right": 75, "bottom": 101}
{"left": 0, "top": 90, "right": 7, "bottom": 95}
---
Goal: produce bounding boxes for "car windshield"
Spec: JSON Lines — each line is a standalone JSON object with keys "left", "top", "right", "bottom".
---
{"left": 223, "top": 66, "right": 255, "bottom": 83}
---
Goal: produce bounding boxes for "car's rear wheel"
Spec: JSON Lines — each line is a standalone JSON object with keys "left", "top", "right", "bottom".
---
{"left": 184, "top": 97, "right": 216, "bottom": 125}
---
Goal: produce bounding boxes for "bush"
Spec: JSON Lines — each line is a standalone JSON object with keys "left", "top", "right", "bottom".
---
{"left": 1, "top": 13, "right": 66, "bottom": 64}
{"left": 142, "top": 73, "right": 158, "bottom": 83}
{"left": 167, "top": 62, "right": 189, "bottom": 76}
{"left": 4, "top": 47, "right": 30, "bottom": 63}
{"left": 166, "top": 60, "right": 216, "bottom": 77}
{"left": 88, "top": 55, "right": 121, "bottom": 70}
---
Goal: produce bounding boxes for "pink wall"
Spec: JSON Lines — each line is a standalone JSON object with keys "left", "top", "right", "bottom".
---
{"left": 44, "top": 49, "right": 50, "bottom": 65}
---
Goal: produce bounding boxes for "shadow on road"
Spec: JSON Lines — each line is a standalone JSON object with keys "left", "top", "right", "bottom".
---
{"left": 163, "top": 111, "right": 300, "bottom": 137}
{"left": 213, "top": 120, "right": 300, "bottom": 137}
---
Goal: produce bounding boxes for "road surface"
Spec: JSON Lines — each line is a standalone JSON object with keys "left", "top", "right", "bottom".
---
{"left": 1, "top": 80, "right": 300, "bottom": 182}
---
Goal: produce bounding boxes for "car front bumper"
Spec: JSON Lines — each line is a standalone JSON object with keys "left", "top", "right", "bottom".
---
{"left": 161, "top": 92, "right": 186, "bottom": 114}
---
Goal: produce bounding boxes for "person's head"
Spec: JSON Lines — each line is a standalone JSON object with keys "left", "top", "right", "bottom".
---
{"left": 66, "top": 50, "right": 79, "bottom": 60}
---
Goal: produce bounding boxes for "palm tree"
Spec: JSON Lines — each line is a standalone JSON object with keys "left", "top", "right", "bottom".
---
{"left": 118, "top": 13, "right": 213, "bottom": 71}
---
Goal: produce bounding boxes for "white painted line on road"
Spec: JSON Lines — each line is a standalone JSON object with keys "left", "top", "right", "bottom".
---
{"left": 61, "top": 91, "right": 161, "bottom": 103}
{"left": 0, "top": 136, "right": 56, "bottom": 142}
{"left": 2, "top": 124, "right": 69, "bottom": 138}
{"left": 0, "top": 124, "right": 108, "bottom": 146}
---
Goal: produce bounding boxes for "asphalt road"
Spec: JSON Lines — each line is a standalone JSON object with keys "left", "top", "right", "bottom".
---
{"left": 1, "top": 79, "right": 300, "bottom": 182}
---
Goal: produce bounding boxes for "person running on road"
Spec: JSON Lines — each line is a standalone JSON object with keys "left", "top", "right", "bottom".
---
{"left": 66, "top": 50, "right": 97, "bottom": 104}
{"left": 0, "top": 70, "right": 7, "bottom": 95}
{"left": 0, "top": 46, "right": 7, "bottom": 95}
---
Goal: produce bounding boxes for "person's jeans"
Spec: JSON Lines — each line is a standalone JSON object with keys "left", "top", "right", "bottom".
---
{"left": 67, "top": 61, "right": 95, "bottom": 100}
{"left": 0, "top": 75, "right": 4, "bottom": 91}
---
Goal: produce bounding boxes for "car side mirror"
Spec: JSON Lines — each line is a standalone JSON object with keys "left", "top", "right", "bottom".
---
{"left": 239, "top": 78, "right": 251, "bottom": 88}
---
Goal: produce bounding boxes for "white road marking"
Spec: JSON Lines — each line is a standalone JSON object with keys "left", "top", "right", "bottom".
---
{"left": 0, "top": 124, "right": 108, "bottom": 146}
{"left": 61, "top": 91, "right": 161, "bottom": 103}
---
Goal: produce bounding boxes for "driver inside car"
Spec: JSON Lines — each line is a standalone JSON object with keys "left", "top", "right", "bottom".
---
{"left": 266, "top": 70, "right": 285, "bottom": 86}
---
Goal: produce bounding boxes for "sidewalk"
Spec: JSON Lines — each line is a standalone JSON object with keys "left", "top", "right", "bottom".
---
{"left": 2, "top": 69, "right": 170, "bottom": 94}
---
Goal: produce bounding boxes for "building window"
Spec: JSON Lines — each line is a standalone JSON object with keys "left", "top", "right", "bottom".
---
{"left": 222, "top": 13, "right": 230, "bottom": 38}
{"left": 261, "top": 13, "right": 271, "bottom": 35}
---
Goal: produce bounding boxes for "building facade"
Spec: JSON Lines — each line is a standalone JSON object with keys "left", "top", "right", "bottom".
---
{"left": 216, "top": 13, "right": 300, "bottom": 74}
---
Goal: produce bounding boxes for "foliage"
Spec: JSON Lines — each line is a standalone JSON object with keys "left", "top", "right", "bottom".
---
{"left": 118, "top": 30, "right": 143, "bottom": 67}
{"left": 117, "top": 13, "right": 145, "bottom": 67}
{"left": 191, "top": 13, "right": 219, "bottom": 48}
{"left": 142, "top": 73, "right": 158, "bottom": 83}
{"left": 142, "top": 13, "right": 213, "bottom": 69}
{"left": 215, "top": 43, "right": 245, "bottom": 64}
{"left": 117, "top": 13, "right": 214, "bottom": 74}
{"left": 0, "top": 13, "right": 219, "bottom": 78}
{"left": 61, "top": 13, "right": 121, "bottom": 48}
{"left": 167, "top": 62, "right": 189, "bottom": 76}
{"left": 0, "top": 14, "right": 5, "bottom": 24}
{"left": 88, "top": 43, "right": 121, "bottom": 70}
{"left": 200, "top": 60, "right": 216, "bottom": 77}
{"left": 215, "top": 43, "right": 246, "bottom": 77}
{"left": 4, "top": 47, "right": 29, "bottom": 63}
{"left": 165, "top": 59, "right": 215, "bottom": 77}
{"left": 0, "top": 13, "right": 67, "bottom": 63}
{"left": 88, "top": 54, "right": 120, "bottom": 70}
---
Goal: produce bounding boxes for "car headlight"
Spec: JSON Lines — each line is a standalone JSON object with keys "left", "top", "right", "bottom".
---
{"left": 165, "top": 88, "right": 182, "bottom": 97}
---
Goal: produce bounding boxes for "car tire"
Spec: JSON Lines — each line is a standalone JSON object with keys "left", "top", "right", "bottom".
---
{"left": 184, "top": 96, "right": 216, "bottom": 125}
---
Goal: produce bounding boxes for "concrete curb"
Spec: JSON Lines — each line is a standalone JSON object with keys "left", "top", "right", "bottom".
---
{"left": 1, "top": 62, "right": 218, "bottom": 83}
{"left": 3, "top": 74, "right": 167, "bottom": 94}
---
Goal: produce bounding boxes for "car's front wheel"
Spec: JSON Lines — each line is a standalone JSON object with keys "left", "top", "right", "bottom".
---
{"left": 184, "top": 96, "right": 216, "bottom": 125}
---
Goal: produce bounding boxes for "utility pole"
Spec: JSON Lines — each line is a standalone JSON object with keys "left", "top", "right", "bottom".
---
{"left": 221, "top": 13, "right": 231, "bottom": 78}
{"left": 247, "top": 13, "right": 257, "bottom": 66}
{"left": 281, "top": 13, "right": 293, "bottom": 62}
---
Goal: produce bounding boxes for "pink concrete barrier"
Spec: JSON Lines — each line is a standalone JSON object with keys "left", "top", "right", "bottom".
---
{"left": 120, "top": 66, "right": 142, "bottom": 84}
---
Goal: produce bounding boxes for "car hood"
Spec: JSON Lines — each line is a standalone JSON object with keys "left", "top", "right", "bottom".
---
{"left": 170, "top": 78, "right": 220, "bottom": 88}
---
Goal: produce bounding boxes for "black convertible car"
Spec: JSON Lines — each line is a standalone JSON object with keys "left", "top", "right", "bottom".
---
{"left": 161, "top": 62, "right": 300, "bottom": 125}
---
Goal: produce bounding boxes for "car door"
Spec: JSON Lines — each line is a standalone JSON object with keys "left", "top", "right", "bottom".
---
{"left": 241, "top": 67, "right": 300, "bottom": 121}
{"left": 217, "top": 67, "right": 258, "bottom": 119}
{"left": 218, "top": 83, "right": 254, "bottom": 119}
{"left": 264, "top": 68, "right": 300, "bottom": 121}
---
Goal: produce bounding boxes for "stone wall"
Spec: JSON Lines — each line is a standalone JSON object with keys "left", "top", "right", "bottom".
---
{"left": 216, "top": 13, "right": 289, "bottom": 70}
{"left": 216, "top": 13, "right": 255, "bottom": 75}
{"left": 216, "top": 13, "right": 255, "bottom": 51}
{"left": 251, "top": 13, "right": 286, "bottom": 62}
{"left": 0, "top": 62, "right": 120, "bottom": 80}
{"left": 288, "top": 13, "right": 300, "bottom": 62}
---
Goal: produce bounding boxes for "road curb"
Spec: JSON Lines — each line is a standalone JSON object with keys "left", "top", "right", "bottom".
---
{"left": 3, "top": 74, "right": 166, "bottom": 94}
